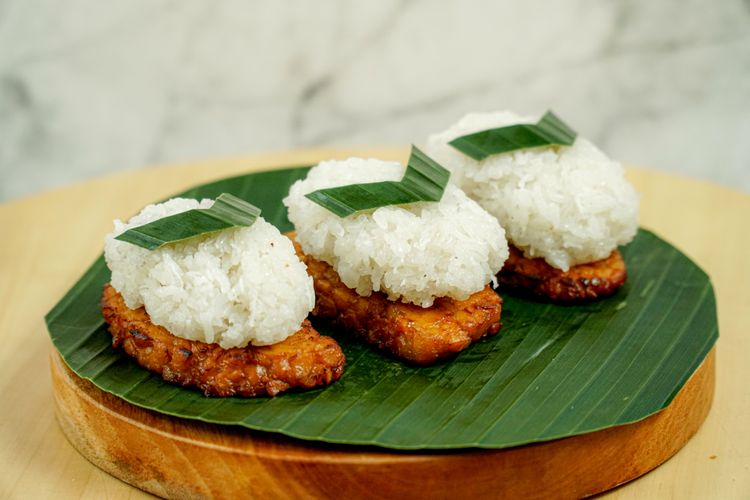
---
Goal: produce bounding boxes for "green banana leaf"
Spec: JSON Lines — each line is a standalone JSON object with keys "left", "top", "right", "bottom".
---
{"left": 305, "top": 146, "right": 449, "bottom": 216}
{"left": 45, "top": 166, "right": 718, "bottom": 450}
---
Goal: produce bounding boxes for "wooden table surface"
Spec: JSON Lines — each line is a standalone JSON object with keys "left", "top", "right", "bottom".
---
{"left": 1, "top": 148, "right": 748, "bottom": 499}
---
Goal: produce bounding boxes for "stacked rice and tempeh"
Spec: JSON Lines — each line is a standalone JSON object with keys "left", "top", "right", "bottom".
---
{"left": 283, "top": 157, "right": 509, "bottom": 365}
{"left": 426, "top": 111, "right": 639, "bottom": 301}
{"left": 103, "top": 198, "right": 345, "bottom": 397}
{"left": 101, "top": 109, "right": 641, "bottom": 394}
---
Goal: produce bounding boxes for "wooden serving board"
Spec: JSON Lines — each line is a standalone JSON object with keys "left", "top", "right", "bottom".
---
{"left": 51, "top": 347, "right": 715, "bottom": 499}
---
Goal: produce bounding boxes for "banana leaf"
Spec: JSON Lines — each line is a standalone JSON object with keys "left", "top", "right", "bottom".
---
{"left": 305, "top": 146, "right": 450, "bottom": 216}
{"left": 45, "top": 166, "right": 718, "bottom": 450}
{"left": 115, "top": 193, "right": 261, "bottom": 250}
{"left": 448, "top": 111, "right": 577, "bottom": 160}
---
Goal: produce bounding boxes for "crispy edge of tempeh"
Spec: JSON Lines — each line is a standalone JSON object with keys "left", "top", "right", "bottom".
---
{"left": 102, "top": 284, "right": 345, "bottom": 397}
{"left": 497, "top": 244, "right": 627, "bottom": 302}
{"left": 288, "top": 234, "right": 502, "bottom": 365}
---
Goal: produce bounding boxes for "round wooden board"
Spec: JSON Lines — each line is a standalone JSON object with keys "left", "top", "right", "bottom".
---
{"left": 51, "top": 347, "right": 714, "bottom": 499}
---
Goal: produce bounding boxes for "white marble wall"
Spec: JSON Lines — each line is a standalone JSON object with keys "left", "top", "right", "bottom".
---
{"left": 1, "top": 0, "right": 749, "bottom": 201}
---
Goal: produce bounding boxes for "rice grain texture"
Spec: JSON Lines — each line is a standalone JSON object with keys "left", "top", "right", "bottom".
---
{"left": 426, "top": 111, "right": 640, "bottom": 270}
{"left": 283, "top": 158, "right": 508, "bottom": 307}
{"left": 104, "top": 198, "right": 315, "bottom": 348}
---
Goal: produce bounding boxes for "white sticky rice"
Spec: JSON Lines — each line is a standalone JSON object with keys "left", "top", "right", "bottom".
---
{"left": 425, "top": 111, "right": 640, "bottom": 271}
{"left": 104, "top": 198, "right": 315, "bottom": 348}
{"left": 283, "top": 158, "right": 508, "bottom": 307}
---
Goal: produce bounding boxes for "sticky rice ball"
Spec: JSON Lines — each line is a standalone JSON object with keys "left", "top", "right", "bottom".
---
{"left": 104, "top": 198, "right": 315, "bottom": 348}
{"left": 283, "top": 158, "right": 509, "bottom": 307}
{"left": 425, "top": 111, "right": 640, "bottom": 271}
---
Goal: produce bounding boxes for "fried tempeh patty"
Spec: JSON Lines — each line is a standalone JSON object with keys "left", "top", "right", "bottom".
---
{"left": 497, "top": 245, "right": 627, "bottom": 302}
{"left": 290, "top": 237, "right": 502, "bottom": 365}
{"left": 102, "top": 284, "right": 345, "bottom": 397}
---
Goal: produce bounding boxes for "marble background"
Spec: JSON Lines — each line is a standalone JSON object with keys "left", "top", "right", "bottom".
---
{"left": 1, "top": 0, "right": 749, "bottom": 202}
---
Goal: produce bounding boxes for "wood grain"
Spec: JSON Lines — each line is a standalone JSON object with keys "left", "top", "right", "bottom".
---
{"left": 51, "top": 348, "right": 715, "bottom": 500}
{"left": 1, "top": 148, "right": 748, "bottom": 498}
